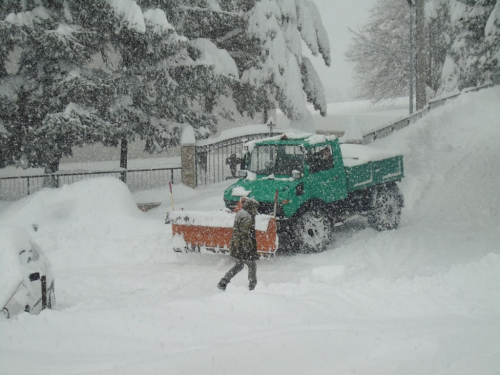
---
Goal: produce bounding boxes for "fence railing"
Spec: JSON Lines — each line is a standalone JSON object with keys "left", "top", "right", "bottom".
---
{"left": 0, "top": 167, "right": 181, "bottom": 201}
{"left": 195, "top": 132, "right": 282, "bottom": 186}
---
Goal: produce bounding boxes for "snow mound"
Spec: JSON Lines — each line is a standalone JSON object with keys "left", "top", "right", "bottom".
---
{"left": 373, "top": 86, "right": 500, "bottom": 223}
{"left": 0, "top": 177, "right": 144, "bottom": 238}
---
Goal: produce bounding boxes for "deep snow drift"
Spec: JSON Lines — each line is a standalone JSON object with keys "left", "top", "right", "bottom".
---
{"left": 0, "top": 87, "right": 499, "bottom": 375}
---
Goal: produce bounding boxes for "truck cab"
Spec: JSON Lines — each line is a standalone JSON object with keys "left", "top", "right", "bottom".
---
{"left": 224, "top": 135, "right": 347, "bottom": 218}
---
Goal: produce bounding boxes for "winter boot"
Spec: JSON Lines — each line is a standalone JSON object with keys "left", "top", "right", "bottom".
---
{"left": 217, "top": 278, "right": 229, "bottom": 291}
{"left": 249, "top": 280, "right": 257, "bottom": 291}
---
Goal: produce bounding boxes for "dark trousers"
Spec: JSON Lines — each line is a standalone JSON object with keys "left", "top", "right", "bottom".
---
{"left": 223, "top": 259, "right": 257, "bottom": 287}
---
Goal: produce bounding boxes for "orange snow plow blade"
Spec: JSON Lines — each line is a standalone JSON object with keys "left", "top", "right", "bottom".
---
{"left": 168, "top": 212, "right": 278, "bottom": 258}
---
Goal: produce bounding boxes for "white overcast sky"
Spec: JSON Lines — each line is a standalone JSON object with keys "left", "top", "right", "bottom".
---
{"left": 307, "top": 0, "right": 376, "bottom": 102}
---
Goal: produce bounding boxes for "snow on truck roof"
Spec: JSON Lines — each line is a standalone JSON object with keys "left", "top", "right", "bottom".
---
{"left": 244, "top": 133, "right": 337, "bottom": 150}
{"left": 243, "top": 132, "right": 403, "bottom": 166}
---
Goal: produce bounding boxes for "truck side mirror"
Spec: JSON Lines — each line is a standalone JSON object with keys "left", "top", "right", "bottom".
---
{"left": 238, "top": 170, "right": 248, "bottom": 178}
{"left": 292, "top": 170, "right": 302, "bottom": 180}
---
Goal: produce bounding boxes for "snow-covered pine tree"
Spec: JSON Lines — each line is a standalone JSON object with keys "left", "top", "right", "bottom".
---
{"left": 72, "top": 0, "right": 230, "bottom": 167}
{"left": 441, "top": 0, "right": 497, "bottom": 91}
{"left": 142, "top": 0, "right": 331, "bottom": 133}
{"left": 482, "top": 0, "right": 500, "bottom": 81}
{"left": 158, "top": 0, "right": 273, "bottom": 120}
{"left": 137, "top": 0, "right": 258, "bottom": 123}
{"left": 0, "top": 18, "right": 24, "bottom": 168}
{"left": 0, "top": 2, "right": 114, "bottom": 185}
{"left": 426, "top": 0, "right": 453, "bottom": 96}
{"left": 237, "top": 0, "right": 330, "bottom": 132}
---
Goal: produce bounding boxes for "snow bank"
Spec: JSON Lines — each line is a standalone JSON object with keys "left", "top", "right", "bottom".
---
{"left": 373, "top": 86, "right": 500, "bottom": 223}
{"left": 0, "top": 177, "right": 144, "bottom": 238}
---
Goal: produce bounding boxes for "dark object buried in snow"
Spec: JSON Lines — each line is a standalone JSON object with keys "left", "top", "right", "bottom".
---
{"left": 1, "top": 225, "right": 56, "bottom": 320}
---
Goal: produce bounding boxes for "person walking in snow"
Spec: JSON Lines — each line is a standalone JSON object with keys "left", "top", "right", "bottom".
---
{"left": 218, "top": 198, "right": 260, "bottom": 291}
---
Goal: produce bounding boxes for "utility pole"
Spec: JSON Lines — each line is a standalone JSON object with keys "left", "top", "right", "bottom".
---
{"left": 407, "top": 0, "right": 414, "bottom": 115}
{"left": 415, "top": 0, "right": 427, "bottom": 111}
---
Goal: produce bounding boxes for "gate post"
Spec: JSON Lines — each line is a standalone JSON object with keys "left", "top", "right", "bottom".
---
{"left": 181, "top": 126, "right": 197, "bottom": 189}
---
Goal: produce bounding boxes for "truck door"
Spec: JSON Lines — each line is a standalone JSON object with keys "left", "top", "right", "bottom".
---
{"left": 305, "top": 143, "right": 347, "bottom": 203}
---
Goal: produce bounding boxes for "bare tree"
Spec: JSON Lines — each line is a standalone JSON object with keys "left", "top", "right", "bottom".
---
{"left": 346, "top": 0, "right": 449, "bottom": 102}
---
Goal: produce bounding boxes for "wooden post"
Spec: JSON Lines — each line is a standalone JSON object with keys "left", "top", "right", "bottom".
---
{"left": 41, "top": 276, "right": 47, "bottom": 310}
{"left": 120, "top": 138, "right": 128, "bottom": 183}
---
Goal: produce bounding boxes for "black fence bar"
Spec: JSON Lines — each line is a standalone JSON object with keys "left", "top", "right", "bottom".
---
{"left": 0, "top": 167, "right": 182, "bottom": 201}
{"left": 195, "top": 132, "right": 282, "bottom": 187}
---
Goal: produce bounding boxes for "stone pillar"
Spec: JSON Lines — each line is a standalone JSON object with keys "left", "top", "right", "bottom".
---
{"left": 181, "top": 145, "right": 196, "bottom": 189}
{"left": 181, "top": 125, "right": 197, "bottom": 189}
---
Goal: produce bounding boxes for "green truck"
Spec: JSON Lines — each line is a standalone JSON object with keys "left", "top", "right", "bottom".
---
{"left": 223, "top": 133, "right": 405, "bottom": 253}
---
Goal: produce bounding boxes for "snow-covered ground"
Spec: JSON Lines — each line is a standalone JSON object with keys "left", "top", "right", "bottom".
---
{"left": 0, "top": 87, "right": 499, "bottom": 374}
{"left": 277, "top": 97, "right": 410, "bottom": 135}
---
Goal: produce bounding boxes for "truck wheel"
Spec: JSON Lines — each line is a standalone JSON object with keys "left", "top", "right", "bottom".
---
{"left": 293, "top": 209, "right": 332, "bottom": 253}
{"left": 368, "top": 184, "right": 402, "bottom": 231}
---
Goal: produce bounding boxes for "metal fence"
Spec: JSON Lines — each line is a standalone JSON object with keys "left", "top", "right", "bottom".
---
{"left": 195, "top": 132, "right": 282, "bottom": 186}
{"left": 0, "top": 167, "right": 181, "bottom": 201}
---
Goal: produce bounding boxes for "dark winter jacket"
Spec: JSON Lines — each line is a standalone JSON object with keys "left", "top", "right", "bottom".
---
{"left": 229, "top": 199, "right": 259, "bottom": 261}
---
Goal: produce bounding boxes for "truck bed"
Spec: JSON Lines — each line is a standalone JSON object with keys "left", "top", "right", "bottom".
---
{"left": 341, "top": 144, "right": 404, "bottom": 192}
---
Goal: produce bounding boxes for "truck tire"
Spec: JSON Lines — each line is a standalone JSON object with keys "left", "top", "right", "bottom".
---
{"left": 368, "top": 183, "right": 403, "bottom": 231}
{"left": 292, "top": 208, "right": 333, "bottom": 253}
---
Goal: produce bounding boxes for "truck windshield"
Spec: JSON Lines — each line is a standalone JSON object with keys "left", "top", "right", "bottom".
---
{"left": 248, "top": 145, "right": 304, "bottom": 175}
